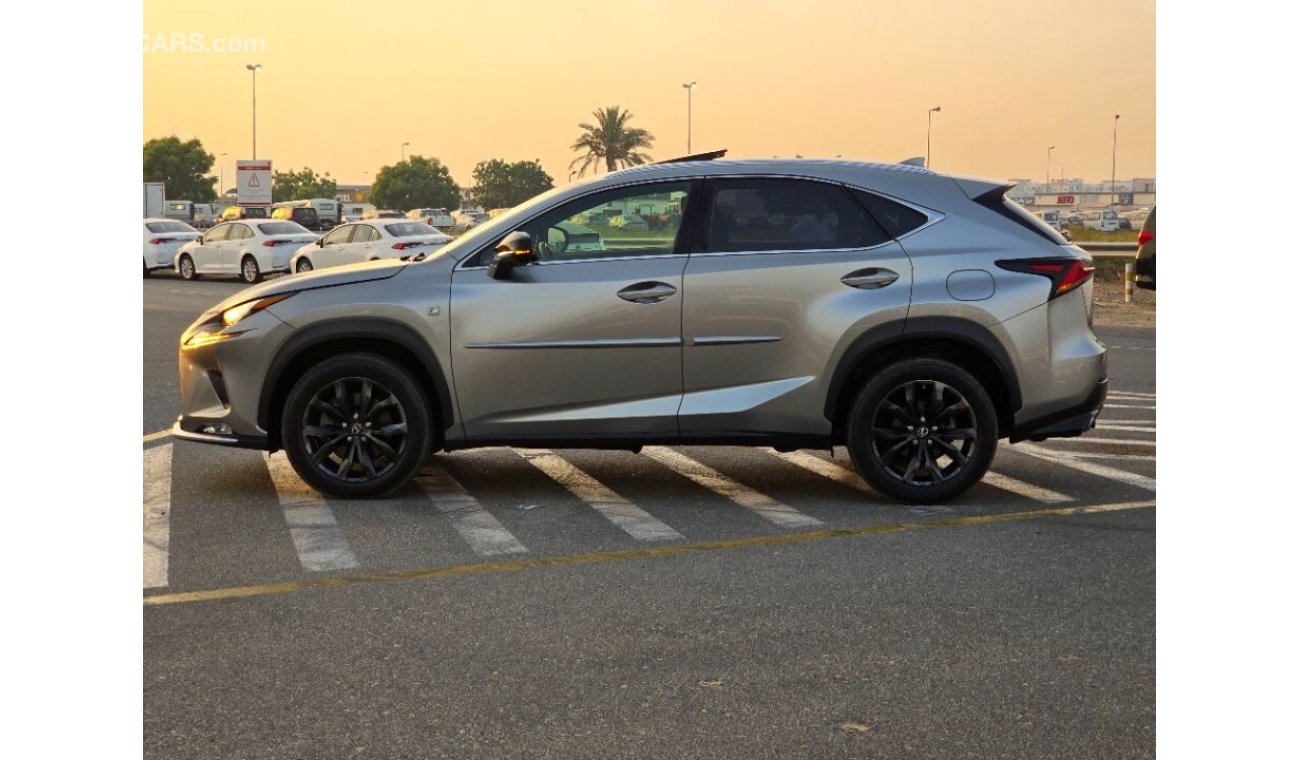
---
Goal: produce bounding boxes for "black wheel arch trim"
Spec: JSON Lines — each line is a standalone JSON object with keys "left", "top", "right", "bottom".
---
{"left": 258, "top": 318, "right": 455, "bottom": 441}
{"left": 823, "top": 316, "right": 1023, "bottom": 424}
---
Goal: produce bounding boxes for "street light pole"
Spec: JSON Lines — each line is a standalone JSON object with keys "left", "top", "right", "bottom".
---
{"left": 926, "top": 106, "right": 941, "bottom": 169}
{"left": 1047, "top": 146, "right": 1055, "bottom": 185}
{"left": 245, "top": 64, "right": 261, "bottom": 159}
{"left": 1111, "top": 114, "right": 1120, "bottom": 207}
{"left": 401, "top": 141, "right": 410, "bottom": 161}
{"left": 682, "top": 81, "right": 697, "bottom": 153}
{"left": 219, "top": 152, "right": 228, "bottom": 198}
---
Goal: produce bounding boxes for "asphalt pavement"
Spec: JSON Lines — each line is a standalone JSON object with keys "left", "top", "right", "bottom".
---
{"left": 143, "top": 273, "right": 1156, "bottom": 759}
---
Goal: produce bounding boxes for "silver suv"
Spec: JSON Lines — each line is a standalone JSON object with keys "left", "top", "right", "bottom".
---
{"left": 174, "top": 159, "right": 1107, "bottom": 503}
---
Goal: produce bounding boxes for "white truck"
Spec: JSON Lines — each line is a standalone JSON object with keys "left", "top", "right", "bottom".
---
{"left": 144, "top": 182, "right": 165, "bottom": 218}
{"left": 1085, "top": 208, "right": 1121, "bottom": 232}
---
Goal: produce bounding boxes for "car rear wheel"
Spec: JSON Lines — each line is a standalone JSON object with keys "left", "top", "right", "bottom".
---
{"left": 178, "top": 254, "right": 198, "bottom": 280}
{"left": 296, "top": 258, "right": 313, "bottom": 273}
{"left": 846, "top": 358, "right": 997, "bottom": 503}
{"left": 240, "top": 255, "right": 262, "bottom": 284}
{"left": 143, "top": 261, "right": 150, "bottom": 278}
{"left": 281, "top": 353, "right": 435, "bottom": 498}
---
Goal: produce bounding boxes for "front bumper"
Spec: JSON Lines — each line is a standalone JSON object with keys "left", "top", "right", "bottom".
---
{"left": 172, "top": 419, "right": 269, "bottom": 449}
{"left": 1010, "top": 377, "right": 1107, "bottom": 442}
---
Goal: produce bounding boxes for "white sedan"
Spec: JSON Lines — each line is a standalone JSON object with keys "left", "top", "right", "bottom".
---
{"left": 175, "top": 220, "right": 318, "bottom": 283}
{"left": 143, "top": 218, "right": 200, "bottom": 277}
{"left": 290, "top": 221, "right": 453, "bottom": 273}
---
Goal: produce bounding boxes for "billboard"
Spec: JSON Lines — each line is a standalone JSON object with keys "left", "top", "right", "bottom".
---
{"left": 236, "top": 160, "right": 272, "bottom": 206}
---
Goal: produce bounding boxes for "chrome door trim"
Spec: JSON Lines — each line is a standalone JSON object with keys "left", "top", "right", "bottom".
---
{"left": 464, "top": 337, "right": 682, "bottom": 350}
{"left": 690, "top": 335, "right": 783, "bottom": 346}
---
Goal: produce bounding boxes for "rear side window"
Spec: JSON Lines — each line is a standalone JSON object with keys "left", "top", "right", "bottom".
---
{"left": 385, "top": 222, "right": 437, "bottom": 237}
{"left": 972, "top": 188, "right": 1067, "bottom": 244}
{"left": 705, "top": 179, "right": 889, "bottom": 253}
{"left": 146, "top": 221, "right": 193, "bottom": 233}
{"left": 852, "top": 190, "right": 929, "bottom": 238}
{"left": 257, "top": 222, "right": 307, "bottom": 235}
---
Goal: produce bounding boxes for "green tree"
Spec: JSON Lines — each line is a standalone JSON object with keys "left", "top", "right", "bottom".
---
{"left": 471, "top": 158, "right": 555, "bottom": 210}
{"left": 143, "top": 136, "right": 216, "bottom": 202}
{"left": 271, "top": 167, "right": 338, "bottom": 202}
{"left": 570, "top": 106, "right": 655, "bottom": 177}
{"left": 369, "top": 155, "right": 460, "bottom": 211}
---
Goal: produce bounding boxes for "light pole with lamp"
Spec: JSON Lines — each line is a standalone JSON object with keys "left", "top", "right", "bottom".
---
{"left": 245, "top": 64, "right": 261, "bottom": 159}
{"left": 401, "top": 142, "right": 410, "bottom": 161}
{"left": 1110, "top": 114, "right": 1120, "bottom": 207}
{"left": 926, "top": 106, "right": 941, "bottom": 169}
{"left": 682, "top": 81, "right": 697, "bottom": 153}
{"left": 219, "top": 152, "right": 228, "bottom": 200}
{"left": 1047, "top": 146, "right": 1055, "bottom": 185}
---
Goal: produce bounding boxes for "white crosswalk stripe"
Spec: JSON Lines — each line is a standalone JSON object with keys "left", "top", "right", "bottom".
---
{"left": 264, "top": 453, "right": 360, "bottom": 572}
{"left": 644, "top": 447, "right": 822, "bottom": 528}
{"left": 516, "top": 449, "right": 682, "bottom": 541}
{"left": 143, "top": 443, "right": 173, "bottom": 589}
{"left": 414, "top": 465, "right": 528, "bottom": 555}
{"left": 981, "top": 471, "right": 1073, "bottom": 503}
{"left": 1043, "top": 437, "right": 1155, "bottom": 448}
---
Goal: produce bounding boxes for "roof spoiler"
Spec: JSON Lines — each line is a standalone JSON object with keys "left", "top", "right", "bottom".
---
{"left": 656, "top": 148, "right": 728, "bottom": 164}
{"left": 949, "top": 175, "right": 1010, "bottom": 199}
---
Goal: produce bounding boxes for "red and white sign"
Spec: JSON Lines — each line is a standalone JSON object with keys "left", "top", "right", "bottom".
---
{"left": 1056, "top": 194, "right": 1076, "bottom": 205}
{"left": 236, "top": 160, "right": 272, "bottom": 206}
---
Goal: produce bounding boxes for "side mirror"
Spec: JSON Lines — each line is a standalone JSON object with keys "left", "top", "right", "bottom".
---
{"left": 316, "top": 238, "right": 325, "bottom": 246}
{"left": 487, "top": 231, "right": 536, "bottom": 280}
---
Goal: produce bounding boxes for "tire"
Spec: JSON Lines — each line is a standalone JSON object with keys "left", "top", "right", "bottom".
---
{"left": 846, "top": 358, "right": 998, "bottom": 503}
{"left": 240, "top": 255, "right": 262, "bottom": 284}
{"left": 281, "top": 353, "right": 435, "bottom": 498}
{"left": 296, "top": 258, "right": 314, "bottom": 273}
{"left": 143, "top": 262, "right": 151, "bottom": 278}
{"left": 178, "top": 254, "right": 198, "bottom": 281}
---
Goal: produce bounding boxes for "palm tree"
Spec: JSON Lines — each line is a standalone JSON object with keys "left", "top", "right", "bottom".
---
{"left": 570, "top": 106, "right": 655, "bottom": 176}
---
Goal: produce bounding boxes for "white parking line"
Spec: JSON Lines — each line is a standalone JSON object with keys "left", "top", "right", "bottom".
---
{"left": 143, "top": 443, "right": 173, "bottom": 589}
{"left": 1105, "top": 403, "right": 1157, "bottom": 410}
{"left": 1012, "top": 443, "right": 1156, "bottom": 491}
{"left": 768, "top": 449, "right": 1071, "bottom": 504}
{"left": 1110, "top": 390, "right": 1156, "bottom": 398}
{"left": 1051, "top": 451, "right": 1156, "bottom": 462}
{"left": 1043, "top": 437, "right": 1156, "bottom": 447}
{"left": 1095, "top": 423, "right": 1158, "bottom": 434}
{"left": 414, "top": 465, "right": 528, "bottom": 556}
{"left": 644, "top": 447, "right": 822, "bottom": 528}
{"left": 264, "top": 453, "right": 360, "bottom": 572}
{"left": 515, "top": 449, "right": 682, "bottom": 541}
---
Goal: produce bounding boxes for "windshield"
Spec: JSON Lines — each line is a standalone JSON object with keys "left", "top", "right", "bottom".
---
{"left": 258, "top": 222, "right": 310, "bottom": 235}
{"left": 385, "top": 222, "right": 439, "bottom": 237}
{"left": 425, "top": 184, "right": 574, "bottom": 261}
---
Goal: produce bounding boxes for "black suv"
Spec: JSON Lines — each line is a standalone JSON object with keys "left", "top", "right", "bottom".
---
{"left": 272, "top": 206, "right": 322, "bottom": 230}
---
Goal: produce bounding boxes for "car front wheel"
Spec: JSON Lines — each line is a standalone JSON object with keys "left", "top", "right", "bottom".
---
{"left": 296, "top": 258, "right": 313, "bottom": 273}
{"left": 281, "top": 353, "right": 435, "bottom": 498}
{"left": 846, "top": 358, "right": 998, "bottom": 503}
{"left": 178, "top": 254, "right": 198, "bottom": 280}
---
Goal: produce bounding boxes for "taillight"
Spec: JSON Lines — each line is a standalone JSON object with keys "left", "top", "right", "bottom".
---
{"left": 996, "top": 257, "right": 1096, "bottom": 299}
{"left": 1138, "top": 229, "right": 1153, "bottom": 246}
{"left": 262, "top": 239, "right": 292, "bottom": 247}
{"left": 392, "top": 242, "right": 421, "bottom": 250}
{"left": 149, "top": 237, "right": 172, "bottom": 244}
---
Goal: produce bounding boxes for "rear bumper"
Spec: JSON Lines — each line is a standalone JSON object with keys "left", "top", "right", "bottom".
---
{"left": 1009, "top": 377, "right": 1107, "bottom": 442}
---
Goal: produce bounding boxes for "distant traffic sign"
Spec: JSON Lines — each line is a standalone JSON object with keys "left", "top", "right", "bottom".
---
{"left": 236, "top": 160, "right": 272, "bottom": 206}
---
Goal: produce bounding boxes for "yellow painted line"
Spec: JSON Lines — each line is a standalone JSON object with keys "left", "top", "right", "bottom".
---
{"left": 143, "top": 429, "right": 173, "bottom": 444}
{"left": 143, "top": 499, "right": 1155, "bottom": 608}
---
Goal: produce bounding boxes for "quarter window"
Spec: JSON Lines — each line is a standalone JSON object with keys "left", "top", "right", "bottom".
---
{"left": 852, "top": 189, "right": 929, "bottom": 238}
{"left": 704, "top": 179, "right": 888, "bottom": 253}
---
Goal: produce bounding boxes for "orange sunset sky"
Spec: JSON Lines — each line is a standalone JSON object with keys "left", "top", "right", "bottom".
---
{"left": 144, "top": 0, "right": 1155, "bottom": 188}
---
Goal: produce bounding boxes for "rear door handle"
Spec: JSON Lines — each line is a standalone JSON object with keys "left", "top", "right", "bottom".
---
{"left": 841, "top": 268, "right": 899, "bottom": 290}
{"left": 617, "top": 281, "right": 678, "bottom": 304}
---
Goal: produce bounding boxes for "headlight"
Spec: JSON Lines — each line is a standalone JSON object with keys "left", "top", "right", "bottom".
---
{"left": 184, "top": 292, "right": 294, "bottom": 350}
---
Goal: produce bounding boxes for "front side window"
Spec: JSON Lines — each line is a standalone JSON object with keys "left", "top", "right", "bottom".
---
{"left": 321, "top": 225, "right": 354, "bottom": 245}
{"left": 705, "top": 179, "right": 887, "bottom": 253}
{"left": 511, "top": 182, "right": 692, "bottom": 263}
{"left": 204, "top": 224, "right": 231, "bottom": 243}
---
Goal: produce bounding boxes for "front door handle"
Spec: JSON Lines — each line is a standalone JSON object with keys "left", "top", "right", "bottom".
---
{"left": 841, "top": 268, "right": 900, "bottom": 290}
{"left": 617, "top": 281, "right": 678, "bottom": 304}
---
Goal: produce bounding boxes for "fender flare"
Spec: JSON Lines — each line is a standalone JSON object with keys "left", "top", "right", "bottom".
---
{"left": 258, "top": 317, "right": 455, "bottom": 436}
{"left": 822, "top": 316, "right": 1023, "bottom": 422}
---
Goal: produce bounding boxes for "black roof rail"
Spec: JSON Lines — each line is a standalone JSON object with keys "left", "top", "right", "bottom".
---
{"left": 655, "top": 149, "right": 728, "bottom": 164}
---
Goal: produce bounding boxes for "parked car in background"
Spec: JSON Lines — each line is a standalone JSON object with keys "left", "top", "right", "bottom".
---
{"left": 219, "top": 205, "right": 269, "bottom": 223}
{"left": 192, "top": 203, "right": 216, "bottom": 228}
{"left": 290, "top": 221, "right": 453, "bottom": 273}
{"left": 175, "top": 220, "right": 318, "bottom": 283}
{"left": 547, "top": 221, "right": 605, "bottom": 255}
{"left": 453, "top": 209, "right": 490, "bottom": 229}
{"left": 1134, "top": 206, "right": 1155, "bottom": 290}
{"left": 271, "top": 205, "right": 322, "bottom": 230}
{"left": 165, "top": 200, "right": 194, "bottom": 223}
{"left": 407, "top": 208, "right": 456, "bottom": 227}
{"left": 1085, "top": 208, "right": 1121, "bottom": 232}
{"left": 143, "top": 218, "right": 201, "bottom": 277}
{"left": 174, "top": 158, "right": 1106, "bottom": 504}
{"left": 274, "top": 199, "right": 339, "bottom": 229}
{"left": 362, "top": 209, "right": 404, "bottom": 220}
